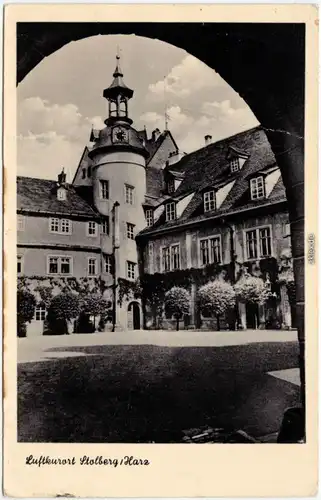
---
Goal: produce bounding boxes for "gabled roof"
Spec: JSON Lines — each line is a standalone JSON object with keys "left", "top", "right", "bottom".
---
{"left": 139, "top": 126, "right": 287, "bottom": 236}
{"left": 17, "top": 176, "right": 99, "bottom": 218}
{"left": 145, "top": 130, "right": 179, "bottom": 166}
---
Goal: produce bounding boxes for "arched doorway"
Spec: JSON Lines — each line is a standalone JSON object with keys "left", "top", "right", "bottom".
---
{"left": 127, "top": 302, "right": 141, "bottom": 330}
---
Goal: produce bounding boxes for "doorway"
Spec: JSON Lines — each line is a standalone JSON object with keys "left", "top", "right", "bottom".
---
{"left": 128, "top": 302, "right": 141, "bottom": 330}
{"left": 246, "top": 303, "right": 259, "bottom": 329}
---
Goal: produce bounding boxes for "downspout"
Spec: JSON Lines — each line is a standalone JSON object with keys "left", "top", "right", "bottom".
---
{"left": 112, "top": 201, "right": 120, "bottom": 332}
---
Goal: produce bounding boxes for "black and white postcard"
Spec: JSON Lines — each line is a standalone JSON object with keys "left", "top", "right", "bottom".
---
{"left": 3, "top": 4, "right": 318, "bottom": 497}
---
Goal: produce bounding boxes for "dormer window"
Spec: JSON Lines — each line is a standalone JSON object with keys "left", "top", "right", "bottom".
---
{"left": 250, "top": 176, "right": 265, "bottom": 200}
{"left": 165, "top": 202, "right": 176, "bottom": 221}
{"left": 230, "top": 157, "right": 240, "bottom": 173}
{"left": 57, "top": 188, "right": 66, "bottom": 201}
{"left": 204, "top": 190, "right": 216, "bottom": 212}
{"left": 167, "top": 178, "right": 175, "bottom": 194}
{"left": 145, "top": 209, "right": 154, "bottom": 227}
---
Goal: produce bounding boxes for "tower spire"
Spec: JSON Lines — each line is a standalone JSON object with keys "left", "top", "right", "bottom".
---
{"left": 103, "top": 52, "right": 134, "bottom": 125}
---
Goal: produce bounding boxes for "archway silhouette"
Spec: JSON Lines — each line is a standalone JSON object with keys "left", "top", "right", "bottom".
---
{"left": 17, "top": 22, "right": 305, "bottom": 435}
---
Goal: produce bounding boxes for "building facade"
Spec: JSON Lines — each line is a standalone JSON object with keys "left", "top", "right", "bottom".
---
{"left": 17, "top": 56, "right": 295, "bottom": 335}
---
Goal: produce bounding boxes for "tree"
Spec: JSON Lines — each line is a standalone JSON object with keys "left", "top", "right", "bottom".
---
{"left": 17, "top": 289, "right": 36, "bottom": 337}
{"left": 198, "top": 280, "right": 236, "bottom": 330}
{"left": 164, "top": 286, "right": 190, "bottom": 331}
{"left": 81, "top": 293, "right": 111, "bottom": 331}
{"left": 234, "top": 275, "right": 272, "bottom": 305}
{"left": 47, "top": 292, "right": 81, "bottom": 334}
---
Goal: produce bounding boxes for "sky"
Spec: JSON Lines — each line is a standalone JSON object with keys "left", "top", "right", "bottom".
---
{"left": 17, "top": 34, "right": 259, "bottom": 181}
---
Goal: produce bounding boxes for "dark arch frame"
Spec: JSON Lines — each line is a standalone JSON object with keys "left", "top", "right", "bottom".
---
{"left": 16, "top": 22, "right": 306, "bottom": 436}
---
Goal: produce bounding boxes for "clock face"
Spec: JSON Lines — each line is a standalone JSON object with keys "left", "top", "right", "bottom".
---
{"left": 112, "top": 126, "right": 129, "bottom": 143}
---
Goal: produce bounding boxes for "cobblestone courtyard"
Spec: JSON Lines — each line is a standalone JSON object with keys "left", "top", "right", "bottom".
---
{"left": 18, "top": 330, "right": 300, "bottom": 442}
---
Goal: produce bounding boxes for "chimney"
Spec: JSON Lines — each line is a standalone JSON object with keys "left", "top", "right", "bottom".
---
{"left": 152, "top": 128, "right": 161, "bottom": 142}
{"left": 205, "top": 134, "right": 212, "bottom": 146}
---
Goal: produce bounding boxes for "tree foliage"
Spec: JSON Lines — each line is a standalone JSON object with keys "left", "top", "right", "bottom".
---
{"left": 198, "top": 280, "right": 236, "bottom": 317}
{"left": 234, "top": 275, "right": 271, "bottom": 304}
{"left": 47, "top": 292, "right": 81, "bottom": 322}
{"left": 164, "top": 286, "right": 190, "bottom": 330}
{"left": 17, "top": 289, "right": 36, "bottom": 337}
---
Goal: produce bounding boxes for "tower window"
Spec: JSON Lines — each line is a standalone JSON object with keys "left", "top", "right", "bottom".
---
{"left": 127, "top": 261, "right": 136, "bottom": 280}
{"left": 100, "top": 180, "right": 109, "bottom": 200}
{"left": 145, "top": 209, "right": 154, "bottom": 227}
{"left": 230, "top": 158, "right": 240, "bottom": 173}
{"left": 101, "top": 217, "right": 110, "bottom": 235}
{"left": 250, "top": 176, "right": 265, "bottom": 200}
{"left": 87, "top": 166, "right": 92, "bottom": 178}
{"left": 125, "top": 184, "right": 134, "bottom": 205}
{"left": 82, "top": 168, "right": 86, "bottom": 179}
{"left": 204, "top": 190, "right": 216, "bottom": 212}
{"left": 126, "top": 223, "right": 135, "bottom": 240}
{"left": 104, "top": 254, "right": 113, "bottom": 274}
{"left": 165, "top": 202, "right": 176, "bottom": 221}
{"left": 88, "top": 258, "right": 97, "bottom": 276}
{"left": 87, "top": 221, "right": 97, "bottom": 237}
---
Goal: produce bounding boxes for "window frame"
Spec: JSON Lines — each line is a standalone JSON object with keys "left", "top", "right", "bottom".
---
{"left": 17, "top": 215, "right": 25, "bottom": 232}
{"left": 126, "top": 260, "right": 136, "bottom": 280}
{"left": 243, "top": 225, "right": 273, "bottom": 260}
{"left": 250, "top": 176, "right": 265, "bottom": 200}
{"left": 161, "top": 243, "right": 181, "bottom": 272}
{"left": 35, "top": 305, "right": 46, "bottom": 321}
{"left": 199, "top": 234, "right": 222, "bottom": 266}
{"left": 47, "top": 255, "right": 73, "bottom": 276}
{"left": 101, "top": 217, "right": 110, "bottom": 236}
{"left": 87, "top": 257, "right": 98, "bottom": 276}
{"left": 124, "top": 184, "right": 135, "bottom": 205}
{"left": 230, "top": 157, "right": 240, "bottom": 173}
{"left": 57, "top": 188, "right": 67, "bottom": 201}
{"left": 126, "top": 222, "right": 135, "bottom": 240}
{"left": 87, "top": 221, "right": 97, "bottom": 237}
{"left": 203, "top": 190, "right": 216, "bottom": 212}
{"left": 165, "top": 202, "right": 176, "bottom": 222}
{"left": 100, "top": 180, "right": 109, "bottom": 200}
{"left": 49, "top": 217, "right": 72, "bottom": 235}
{"left": 145, "top": 209, "right": 154, "bottom": 227}
{"left": 104, "top": 254, "right": 113, "bottom": 274}
{"left": 167, "top": 177, "right": 175, "bottom": 194}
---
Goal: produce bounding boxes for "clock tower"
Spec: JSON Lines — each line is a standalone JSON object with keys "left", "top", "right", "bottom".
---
{"left": 88, "top": 54, "right": 149, "bottom": 330}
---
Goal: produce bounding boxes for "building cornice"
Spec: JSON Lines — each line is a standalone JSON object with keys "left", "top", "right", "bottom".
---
{"left": 17, "top": 243, "right": 101, "bottom": 252}
{"left": 17, "top": 209, "right": 100, "bottom": 221}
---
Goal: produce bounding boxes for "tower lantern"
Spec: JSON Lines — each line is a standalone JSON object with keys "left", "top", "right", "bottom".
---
{"left": 103, "top": 55, "right": 134, "bottom": 125}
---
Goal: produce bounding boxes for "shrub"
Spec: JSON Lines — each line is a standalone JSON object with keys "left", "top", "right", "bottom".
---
{"left": 17, "top": 289, "right": 36, "bottom": 337}
{"left": 164, "top": 286, "right": 190, "bottom": 331}
{"left": 198, "top": 280, "right": 236, "bottom": 330}
{"left": 234, "top": 275, "right": 271, "bottom": 305}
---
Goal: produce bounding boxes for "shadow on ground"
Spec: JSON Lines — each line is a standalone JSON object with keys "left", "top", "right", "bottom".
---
{"left": 18, "top": 341, "right": 300, "bottom": 442}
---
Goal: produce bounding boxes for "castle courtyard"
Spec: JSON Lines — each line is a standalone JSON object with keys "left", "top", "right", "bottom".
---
{"left": 18, "top": 330, "right": 300, "bottom": 443}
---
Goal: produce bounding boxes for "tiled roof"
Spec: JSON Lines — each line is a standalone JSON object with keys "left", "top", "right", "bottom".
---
{"left": 17, "top": 176, "right": 99, "bottom": 218}
{"left": 139, "top": 126, "right": 287, "bottom": 235}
